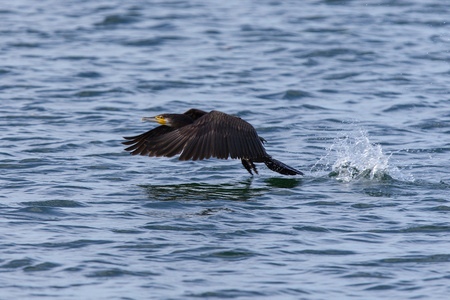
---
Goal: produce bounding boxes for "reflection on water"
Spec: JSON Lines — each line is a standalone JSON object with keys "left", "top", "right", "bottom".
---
{"left": 264, "top": 177, "right": 303, "bottom": 189}
{"left": 139, "top": 179, "right": 268, "bottom": 202}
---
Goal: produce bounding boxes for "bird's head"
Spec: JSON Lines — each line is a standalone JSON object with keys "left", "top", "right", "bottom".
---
{"left": 142, "top": 114, "right": 172, "bottom": 126}
{"left": 141, "top": 113, "right": 193, "bottom": 128}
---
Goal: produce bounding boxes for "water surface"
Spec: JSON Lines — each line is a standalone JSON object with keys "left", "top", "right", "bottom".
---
{"left": 1, "top": 0, "right": 450, "bottom": 299}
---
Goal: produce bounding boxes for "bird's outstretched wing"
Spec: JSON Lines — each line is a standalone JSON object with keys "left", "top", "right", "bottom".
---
{"left": 122, "top": 108, "right": 206, "bottom": 156}
{"left": 125, "top": 111, "right": 267, "bottom": 161}
{"left": 122, "top": 125, "right": 174, "bottom": 156}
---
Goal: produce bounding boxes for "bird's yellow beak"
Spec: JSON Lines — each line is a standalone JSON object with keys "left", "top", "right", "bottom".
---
{"left": 142, "top": 116, "right": 166, "bottom": 125}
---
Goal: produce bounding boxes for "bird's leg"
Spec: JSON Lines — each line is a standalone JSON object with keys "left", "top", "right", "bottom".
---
{"left": 248, "top": 159, "right": 258, "bottom": 174}
{"left": 241, "top": 159, "right": 253, "bottom": 175}
{"left": 241, "top": 159, "right": 258, "bottom": 175}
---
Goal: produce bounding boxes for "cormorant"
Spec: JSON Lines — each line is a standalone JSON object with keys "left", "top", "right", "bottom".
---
{"left": 122, "top": 108, "right": 303, "bottom": 176}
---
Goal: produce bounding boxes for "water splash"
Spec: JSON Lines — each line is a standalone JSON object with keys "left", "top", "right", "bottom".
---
{"left": 312, "top": 128, "right": 414, "bottom": 183}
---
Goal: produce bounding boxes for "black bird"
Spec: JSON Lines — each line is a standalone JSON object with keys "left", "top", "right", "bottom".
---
{"left": 122, "top": 108, "right": 303, "bottom": 176}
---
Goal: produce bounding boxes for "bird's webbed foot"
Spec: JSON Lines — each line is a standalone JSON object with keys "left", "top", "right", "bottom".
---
{"left": 241, "top": 159, "right": 258, "bottom": 175}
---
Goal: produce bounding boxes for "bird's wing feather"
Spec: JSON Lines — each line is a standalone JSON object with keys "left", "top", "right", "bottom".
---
{"left": 122, "top": 125, "right": 174, "bottom": 155}
{"left": 123, "top": 111, "right": 267, "bottom": 160}
{"left": 175, "top": 111, "right": 266, "bottom": 160}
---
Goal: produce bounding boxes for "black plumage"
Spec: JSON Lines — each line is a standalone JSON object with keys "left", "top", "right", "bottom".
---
{"left": 122, "top": 108, "right": 303, "bottom": 175}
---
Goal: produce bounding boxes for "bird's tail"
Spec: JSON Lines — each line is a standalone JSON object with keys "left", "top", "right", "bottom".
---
{"left": 263, "top": 156, "right": 303, "bottom": 176}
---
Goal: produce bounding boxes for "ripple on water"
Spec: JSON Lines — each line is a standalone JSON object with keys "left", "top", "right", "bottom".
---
{"left": 28, "top": 239, "right": 114, "bottom": 249}
{"left": 378, "top": 254, "right": 450, "bottom": 264}
{"left": 370, "top": 225, "right": 450, "bottom": 234}
{"left": 86, "top": 268, "right": 157, "bottom": 278}
{"left": 0, "top": 258, "right": 34, "bottom": 269}
{"left": 23, "top": 262, "right": 61, "bottom": 272}
{"left": 256, "top": 89, "right": 314, "bottom": 100}
{"left": 20, "top": 200, "right": 85, "bottom": 207}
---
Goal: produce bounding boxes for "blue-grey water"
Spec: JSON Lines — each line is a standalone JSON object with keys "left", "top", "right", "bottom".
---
{"left": 1, "top": 0, "right": 450, "bottom": 299}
